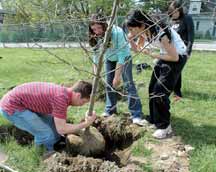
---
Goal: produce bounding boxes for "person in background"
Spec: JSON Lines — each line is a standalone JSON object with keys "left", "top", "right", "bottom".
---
{"left": 0, "top": 81, "right": 96, "bottom": 152}
{"left": 168, "top": 0, "right": 195, "bottom": 101}
{"left": 125, "top": 9, "right": 187, "bottom": 139}
{"left": 89, "top": 14, "right": 145, "bottom": 126}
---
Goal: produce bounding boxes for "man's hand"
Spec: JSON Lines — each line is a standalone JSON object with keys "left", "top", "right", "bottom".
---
{"left": 113, "top": 76, "right": 121, "bottom": 88}
{"left": 54, "top": 112, "right": 97, "bottom": 135}
{"left": 85, "top": 111, "right": 97, "bottom": 126}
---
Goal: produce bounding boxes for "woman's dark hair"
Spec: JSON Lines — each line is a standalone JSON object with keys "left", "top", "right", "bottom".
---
{"left": 168, "top": 1, "right": 185, "bottom": 19}
{"left": 125, "top": 9, "right": 171, "bottom": 42}
{"left": 89, "top": 14, "right": 108, "bottom": 47}
{"left": 126, "top": 10, "right": 157, "bottom": 37}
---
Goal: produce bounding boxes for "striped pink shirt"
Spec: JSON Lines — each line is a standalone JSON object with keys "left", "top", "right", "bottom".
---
{"left": 0, "top": 82, "right": 72, "bottom": 119}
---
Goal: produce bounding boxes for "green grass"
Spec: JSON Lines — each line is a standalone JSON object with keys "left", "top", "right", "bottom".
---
{"left": 0, "top": 48, "right": 216, "bottom": 172}
{"left": 194, "top": 39, "right": 216, "bottom": 43}
{"left": 2, "top": 140, "right": 45, "bottom": 172}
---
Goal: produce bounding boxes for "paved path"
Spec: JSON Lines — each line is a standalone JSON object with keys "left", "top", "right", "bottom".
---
{"left": 0, "top": 42, "right": 216, "bottom": 51}
{"left": 0, "top": 150, "right": 7, "bottom": 163}
{"left": 193, "top": 42, "right": 216, "bottom": 51}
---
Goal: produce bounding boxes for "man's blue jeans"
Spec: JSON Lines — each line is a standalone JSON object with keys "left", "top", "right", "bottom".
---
{"left": 0, "top": 108, "right": 61, "bottom": 151}
{"left": 105, "top": 57, "right": 143, "bottom": 118}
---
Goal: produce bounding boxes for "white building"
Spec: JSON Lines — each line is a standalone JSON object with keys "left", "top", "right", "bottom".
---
{"left": 189, "top": 0, "right": 216, "bottom": 39}
{"left": 188, "top": 0, "right": 202, "bottom": 14}
{"left": 0, "top": 1, "right": 5, "bottom": 24}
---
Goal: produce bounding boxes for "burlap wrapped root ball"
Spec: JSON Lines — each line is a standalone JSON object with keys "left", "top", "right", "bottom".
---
{"left": 66, "top": 126, "right": 105, "bottom": 156}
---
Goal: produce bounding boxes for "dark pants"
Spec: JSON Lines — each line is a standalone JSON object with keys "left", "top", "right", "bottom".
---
{"left": 148, "top": 55, "right": 187, "bottom": 129}
{"left": 174, "top": 56, "right": 189, "bottom": 97}
{"left": 173, "top": 73, "right": 182, "bottom": 97}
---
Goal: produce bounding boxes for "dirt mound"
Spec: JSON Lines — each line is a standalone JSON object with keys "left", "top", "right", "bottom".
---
{"left": 66, "top": 115, "right": 145, "bottom": 158}
{"left": 93, "top": 115, "right": 144, "bottom": 151}
{"left": 45, "top": 153, "right": 119, "bottom": 172}
{"left": 45, "top": 152, "right": 142, "bottom": 172}
{"left": 45, "top": 115, "right": 145, "bottom": 171}
{"left": 1, "top": 115, "right": 192, "bottom": 172}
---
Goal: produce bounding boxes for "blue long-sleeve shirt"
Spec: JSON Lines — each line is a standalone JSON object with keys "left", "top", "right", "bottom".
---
{"left": 93, "top": 25, "right": 131, "bottom": 64}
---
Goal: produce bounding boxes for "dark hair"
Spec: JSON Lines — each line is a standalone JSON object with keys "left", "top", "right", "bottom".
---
{"left": 89, "top": 14, "right": 108, "bottom": 47}
{"left": 126, "top": 10, "right": 157, "bottom": 37}
{"left": 125, "top": 9, "right": 171, "bottom": 42}
{"left": 72, "top": 80, "right": 92, "bottom": 99}
{"left": 168, "top": 1, "right": 185, "bottom": 19}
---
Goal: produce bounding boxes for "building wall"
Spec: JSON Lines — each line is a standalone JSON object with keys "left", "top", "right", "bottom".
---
{"left": 188, "top": 0, "right": 202, "bottom": 14}
{"left": 192, "top": 15, "right": 216, "bottom": 38}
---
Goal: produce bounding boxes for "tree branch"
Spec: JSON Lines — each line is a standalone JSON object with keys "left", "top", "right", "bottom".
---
{"left": 0, "top": 163, "right": 18, "bottom": 172}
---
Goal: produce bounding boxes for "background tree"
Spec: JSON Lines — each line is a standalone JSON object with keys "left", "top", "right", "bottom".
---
{"left": 135, "top": 0, "right": 169, "bottom": 12}
{"left": 2, "top": 0, "right": 135, "bottom": 24}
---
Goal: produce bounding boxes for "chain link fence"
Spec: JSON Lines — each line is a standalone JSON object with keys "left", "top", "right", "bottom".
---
{"left": 0, "top": 15, "right": 215, "bottom": 43}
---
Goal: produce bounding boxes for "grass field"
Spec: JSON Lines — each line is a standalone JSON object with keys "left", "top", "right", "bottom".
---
{"left": 0, "top": 48, "right": 216, "bottom": 172}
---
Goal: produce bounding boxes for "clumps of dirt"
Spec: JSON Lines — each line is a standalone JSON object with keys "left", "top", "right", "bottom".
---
{"left": 93, "top": 115, "right": 144, "bottom": 151}
{"left": 0, "top": 125, "right": 33, "bottom": 145}
{"left": 45, "top": 152, "right": 142, "bottom": 172}
{"left": 45, "top": 115, "right": 145, "bottom": 172}
{"left": 66, "top": 115, "right": 145, "bottom": 158}
{"left": 93, "top": 115, "right": 145, "bottom": 166}
{"left": 45, "top": 153, "right": 120, "bottom": 172}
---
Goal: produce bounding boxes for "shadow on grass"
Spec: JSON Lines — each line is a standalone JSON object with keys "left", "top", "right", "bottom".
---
{"left": 183, "top": 90, "right": 216, "bottom": 101}
{"left": 0, "top": 124, "right": 33, "bottom": 145}
{"left": 172, "top": 117, "right": 216, "bottom": 146}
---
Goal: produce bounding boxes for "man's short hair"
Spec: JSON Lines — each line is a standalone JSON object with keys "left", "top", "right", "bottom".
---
{"left": 72, "top": 80, "right": 92, "bottom": 99}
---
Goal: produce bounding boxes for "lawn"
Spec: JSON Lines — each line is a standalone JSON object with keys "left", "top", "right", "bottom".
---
{"left": 0, "top": 48, "right": 216, "bottom": 172}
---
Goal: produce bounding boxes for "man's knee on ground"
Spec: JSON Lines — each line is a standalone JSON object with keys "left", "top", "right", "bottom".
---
{"left": 35, "top": 131, "right": 60, "bottom": 150}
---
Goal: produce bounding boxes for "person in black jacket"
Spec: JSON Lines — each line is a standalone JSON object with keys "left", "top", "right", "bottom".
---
{"left": 168, "top": 1, "right": 195, "bottom": 101}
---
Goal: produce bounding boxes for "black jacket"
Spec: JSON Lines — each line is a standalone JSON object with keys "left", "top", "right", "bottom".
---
{"left": 173, "top": 15, "right": 195, "bottom": 56}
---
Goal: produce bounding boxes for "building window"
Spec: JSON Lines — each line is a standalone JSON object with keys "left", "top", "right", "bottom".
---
{"left": 196, "top": 21, "right": 200, "bottom": 31}
{"left": 213, "top": 22, "right": 216, "bottom": 36}
{"left": 192, "top": 7, "right": 197, "bottom": 12}
{"left": 0, "top": 14, "right": 4, "bottom": 23}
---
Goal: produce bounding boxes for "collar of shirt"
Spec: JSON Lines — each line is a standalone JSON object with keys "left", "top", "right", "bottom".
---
{"left": 67, "top": 88, "right": 73, "bottom": 105}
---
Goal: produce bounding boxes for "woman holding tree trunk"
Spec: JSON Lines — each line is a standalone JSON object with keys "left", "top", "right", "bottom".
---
{"left": 89, "top": 14, "right": 146, "bottom": 126}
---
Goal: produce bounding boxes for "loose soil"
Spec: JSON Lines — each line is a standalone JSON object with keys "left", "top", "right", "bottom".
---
{"left": 0, "top": 116, "right": 192, "bottom": 172}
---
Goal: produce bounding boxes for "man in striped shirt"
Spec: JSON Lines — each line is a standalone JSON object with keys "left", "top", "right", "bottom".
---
{"left": 0, "top": 81, "right": 96, "bottom": 151}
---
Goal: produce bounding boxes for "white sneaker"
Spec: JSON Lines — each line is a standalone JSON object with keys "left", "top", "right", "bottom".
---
{"left": 102, "top": 112, "right": 110, "bottom": 117}
{"left": 132, "top": 118, "right": 149, "bottom": 126}
{"left": 152, "top": 125, "right": 172, "bottom": 139}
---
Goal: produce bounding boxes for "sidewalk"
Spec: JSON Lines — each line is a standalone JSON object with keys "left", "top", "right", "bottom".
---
{"left": 0, "top": 41, "right": 216, "bottom": 51}
{"left": 0, "top": 149, "right": 7, "bottom": 163}
{"left": 192, "top": 42, "right": 216, "bottom": 51}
